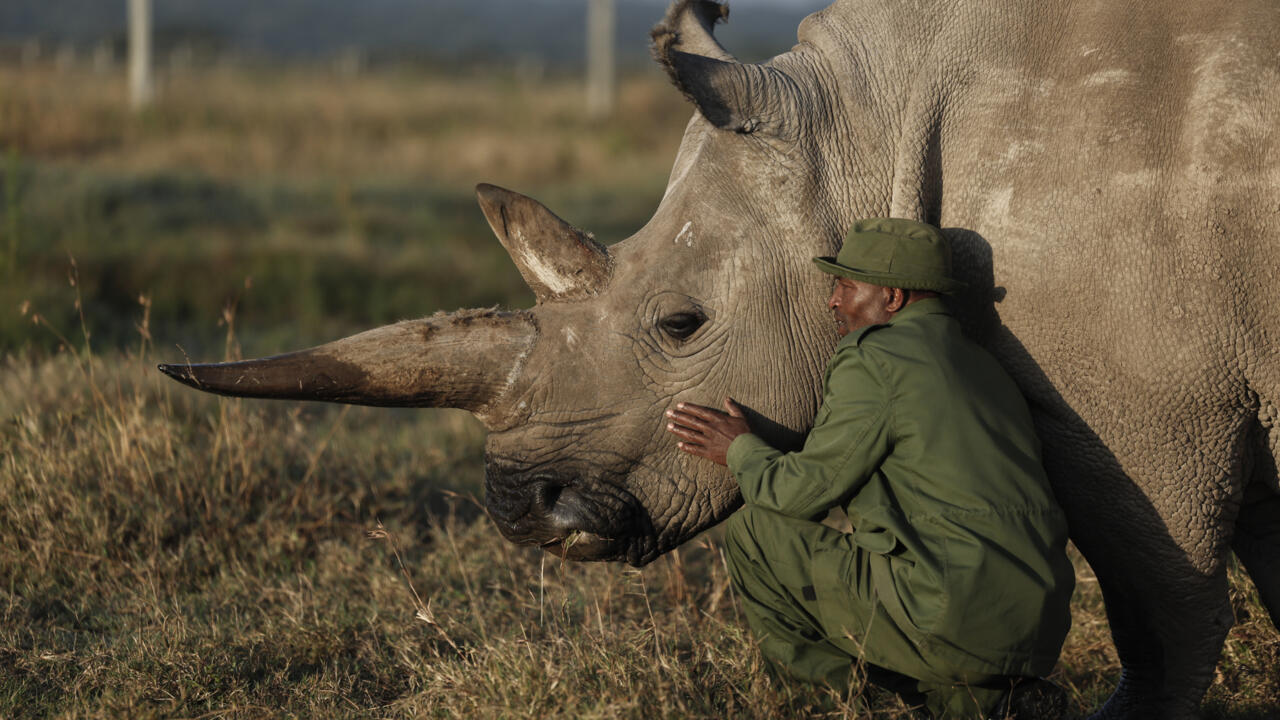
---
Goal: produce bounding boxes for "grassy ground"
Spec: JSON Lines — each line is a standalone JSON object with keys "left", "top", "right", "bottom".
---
{"left": 3, "top": 344, "right": 1278, "bottom": 719}
{"left": 0, "top": 63, "right": 688, "bottom": 355}
{"left": 2, "top": 63, "right": 1278, "bottom": 718}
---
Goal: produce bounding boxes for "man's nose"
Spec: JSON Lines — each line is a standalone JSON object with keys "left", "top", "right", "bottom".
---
{"left": 827, "top": 291, "right": 839, "bottom": 309}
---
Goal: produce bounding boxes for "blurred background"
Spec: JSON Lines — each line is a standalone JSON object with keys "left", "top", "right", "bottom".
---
{"left": 0, "top": 0, "right": 826, "bottom": 358}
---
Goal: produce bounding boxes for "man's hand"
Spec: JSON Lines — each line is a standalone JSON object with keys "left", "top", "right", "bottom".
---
{"left": 665, "top": 398, "right": 751, "bottom": 466}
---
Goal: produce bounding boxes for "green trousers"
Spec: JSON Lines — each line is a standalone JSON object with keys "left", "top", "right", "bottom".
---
{"left": 722, "top": 505, "right": 1016, "bottom": 719}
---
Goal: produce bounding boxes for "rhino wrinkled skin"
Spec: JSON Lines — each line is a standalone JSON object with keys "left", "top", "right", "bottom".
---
{"left": 159, "top": 1, "right": 1280, "bottom": 717}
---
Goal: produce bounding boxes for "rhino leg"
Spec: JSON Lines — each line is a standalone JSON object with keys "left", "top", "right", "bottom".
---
{"left": 1086, "top": 568, "right": 1232, "bottom": 720}
{"left": 1038, "top": 412, "right": 1242, "bottom": 720}
{"left": 1231, "top": 468, "right": 1280, "bottom": 630}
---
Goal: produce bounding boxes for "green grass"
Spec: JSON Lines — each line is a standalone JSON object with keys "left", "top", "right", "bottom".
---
{"left": 0, "top": 161, "right": 676, "bottom": 356}
{"left": 0, "top": 64, "right": 687, "bottom": 356}
{"left": 1, "top": 163, "right": 522, "bottom": 354}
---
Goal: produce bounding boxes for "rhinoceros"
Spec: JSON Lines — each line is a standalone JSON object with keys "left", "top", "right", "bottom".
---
{"left": 158, "top": 0, "right": 1280, "bottom": 717}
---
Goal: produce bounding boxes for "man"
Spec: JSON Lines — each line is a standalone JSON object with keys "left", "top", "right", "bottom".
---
{"left": 665, "top": 218, "right": 1075, "bottom": 718}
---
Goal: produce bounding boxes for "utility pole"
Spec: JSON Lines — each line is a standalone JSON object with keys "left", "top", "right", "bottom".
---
{"left": 128, "top": 0, "right": 154, "bottom": 110}
{"left": 586, "top": 0, "right": 615, "bottom": 120}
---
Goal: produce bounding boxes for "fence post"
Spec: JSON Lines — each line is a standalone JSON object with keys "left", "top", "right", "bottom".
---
{"left": 586, "top": 0, "right": 616, "bottom": 120}
{"left": 128, "top": 0, "right": 154, "bottom": 110}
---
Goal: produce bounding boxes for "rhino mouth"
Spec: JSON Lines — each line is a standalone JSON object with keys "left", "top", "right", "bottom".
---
{"left": 540, "top": 531, "right": 620, "bottom": 561}
{"left": 484, "top": 457, "right": 653, "bottom": 564}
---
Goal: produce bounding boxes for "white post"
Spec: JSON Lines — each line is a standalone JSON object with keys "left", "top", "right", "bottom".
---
{"left": 586, "top": 0, "right": 616, "bottom": 120}
{"left": 128, "top": 0, "right": 154, "bottom": 110}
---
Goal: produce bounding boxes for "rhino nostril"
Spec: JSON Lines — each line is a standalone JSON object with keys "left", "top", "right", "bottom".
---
{"left": 534, "top": 478, "right": 563, "bottom": 511}
{"left": 484, "top": 461, "right": 613, "bottom": 540}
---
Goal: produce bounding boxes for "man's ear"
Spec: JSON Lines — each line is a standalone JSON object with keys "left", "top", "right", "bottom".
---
{"left": 885, "top": 287, "right": 908, "bottom": 313}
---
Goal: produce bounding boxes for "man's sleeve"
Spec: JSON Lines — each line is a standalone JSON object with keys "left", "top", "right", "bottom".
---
{"left": 726, "top": 345, "right": 892, "bottom": 520}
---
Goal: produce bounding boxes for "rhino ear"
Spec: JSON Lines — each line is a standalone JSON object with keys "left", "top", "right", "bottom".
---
{"left": 662, "top": 51, "right": 803, "bottom": 137}
{"left": 651, "top": 0, "right": 803, "bottom": 137}
{"left": 650, "top": 0, "right": 736, "bottom": 63}
{"left": 475, "top": 184, "right": 612, "bottom": 303}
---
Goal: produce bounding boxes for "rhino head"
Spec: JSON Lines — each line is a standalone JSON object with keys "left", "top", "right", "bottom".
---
{"left": 160, "top": 0, "right": 892, "bottom": 565}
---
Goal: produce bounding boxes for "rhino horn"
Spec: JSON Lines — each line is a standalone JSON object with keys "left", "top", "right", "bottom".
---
{"left": 157, "top": 309, "right": 536, "bottom": 429}
{"left": 475, "top": 183, "right": 612, "bottom": 303}
{"left": 651, "top": 0, "right": 803, "bottom": 137}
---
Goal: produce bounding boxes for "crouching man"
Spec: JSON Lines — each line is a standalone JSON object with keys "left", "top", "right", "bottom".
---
{"left": 666, "top": 218, "right": 1075, "bottom": 718}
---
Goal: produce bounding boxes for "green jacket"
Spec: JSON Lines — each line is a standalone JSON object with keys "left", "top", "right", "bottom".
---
{"left": 726, "top": 297, "right": 1074, "bottom": 679}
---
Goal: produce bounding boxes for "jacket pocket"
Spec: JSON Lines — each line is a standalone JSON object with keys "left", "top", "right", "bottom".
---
{"left": 867, "top": 551, "right": 933, "bottom": 647}
{"left": 851, "top": 525, "right": 898, "bottom": 555}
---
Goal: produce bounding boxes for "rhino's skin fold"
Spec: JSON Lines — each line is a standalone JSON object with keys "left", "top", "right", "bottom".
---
{"left": 160, "top": 1, "right": 1280, "bottom": 717}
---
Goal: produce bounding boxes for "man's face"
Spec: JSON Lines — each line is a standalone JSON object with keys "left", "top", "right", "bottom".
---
{"left": 827, "top": 277, "right": 894, "bottom": 337}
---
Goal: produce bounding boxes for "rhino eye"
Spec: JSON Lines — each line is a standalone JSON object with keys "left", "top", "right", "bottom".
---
{"left": 659, "top": 311, "right": 706, "bottom": 341}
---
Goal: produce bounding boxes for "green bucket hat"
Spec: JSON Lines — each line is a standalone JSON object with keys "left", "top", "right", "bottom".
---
{"left": 813, "top": 218, "right": 965, "bottom": 294}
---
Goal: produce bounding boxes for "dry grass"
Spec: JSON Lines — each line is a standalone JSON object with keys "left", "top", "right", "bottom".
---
{"left": 1, "top": 306, "right": 1277, "bottom": 719}
{"left": 0, "top": 344, "right": 891, "bottom": 719}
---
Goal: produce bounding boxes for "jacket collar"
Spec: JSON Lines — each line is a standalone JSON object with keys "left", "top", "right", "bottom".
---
{"left": 888, "top": 296, "right": 951, "bottom": 323}
{"left": 838, "top": 296, "right": 952, "bottom": 348}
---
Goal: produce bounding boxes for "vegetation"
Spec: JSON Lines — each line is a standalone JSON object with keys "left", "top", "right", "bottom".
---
{"left": 2, "top": 63, "right": 1277, "bottom": 718}
{"left": 0, "top": 64, "right": 686, "bottom": 354}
